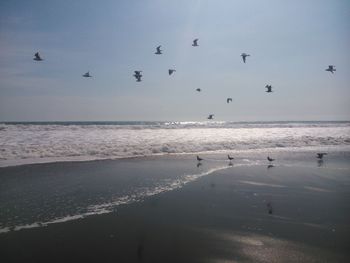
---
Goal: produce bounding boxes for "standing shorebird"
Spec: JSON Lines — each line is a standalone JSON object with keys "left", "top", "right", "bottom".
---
{"left": 325, "top": 65, "right": 336, "bottom": 74}
{"left": 316, "top": 153, "right": 327, "bottom": 159}
{"left": 228, "top": 154, "right": 234, "bottom": 161}
{"left": 241, "top": 53, "right": 250, "bottom": 63}
{"left": 33, "top": 52, "right": 43, "bottom": 61}
{"left": 192, "top": 39, "right": 199, "bottom": 47}
{"left": 197, "top": 155, "right": 203, "bottom": 162}
{"left": 267, "top": 156, "right": 275, "bottom": 162}
{"left": 207, "top": 114, "right": 214, "bottom": 120}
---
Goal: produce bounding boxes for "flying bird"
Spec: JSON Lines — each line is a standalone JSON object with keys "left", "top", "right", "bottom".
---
{"left": 241, "top": 53, "right": 250, "bottom": 63}
{"left": 228, "top": 154, "right": 234, "bottom": 161}
{"left": 325, "top": 65, "right": 336, "bottom": 74}
{"left": 155, "top": 45, "right": 162, "bottom": 55}
{"left": 227, "top": 98, "right": 232, "bottom": 103}
{"left": 82, "top": 71, "right": 92, "bottom": 77}
{"left": 196, "top": 155, "right": 203, "bottom": 162}
{"left": 192, "top": 39, "right": 199, "bottom": 47}
{"left": 133, "top": 71, "right": 142, "bottom": 82}
{"left": 316, "top": 153, "right": 327, "bottom": 159}
{"left": 196, "top": 88, "right": 201, "bottom": 92}
{"left": 33, "top": 52, "right": 43, "bottom": 61}
{"left": 207, "top": 114, "right": 214, "bottom": 120}
{"left": 267, "top": 156, "right": 275, "bottom": 162}
{"left": 168, "top": 69, "right": 176, "bottom": 75}
{"left": 265, "top": 85, "right": 273, "bottom": 93}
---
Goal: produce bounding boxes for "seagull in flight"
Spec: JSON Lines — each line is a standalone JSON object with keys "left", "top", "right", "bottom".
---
{"left": 316, "top": 153, "right": 327, "bottom": 159}
{"left": 133, "top": 71, "right": 142, "bottom": 82}
{"left": 196, "top": 88, "right": 201, "bottom": 92}
{"left": 265, "top": 85, "right": 273, "bottom": 93}
{"left": 267, "top": 156, "right": 275, "bottom": 162}
{"left": 33, "top": 52, "right": 43, "bottom": 61}
{"left": 227, "top": 98, "right": 232, "bottom": 103}
{"left": 207, "top": 114, "right": 214, "bottom": 120}
{"left": 241, "top": 53, "right": 250, "bottom": 63}
{"left": 196, "top": 155, "right": 203, "bottom": 162}
{"left": 155, "top": 45, "right": 162, "bottom": 55}
{"left": 192, "top": 39, "right": 199, "bottom": 47}
{"left": 168, "top": 69, "right": 176, "bottom": 75}
{"left": 228, "top": 154, "right": 234, "bottom": 161}
{"left": 82, "top": 71, "right": 92, "bottom": 77}
{"left": 325, "top": 65, "right": 336, "bottom": 74}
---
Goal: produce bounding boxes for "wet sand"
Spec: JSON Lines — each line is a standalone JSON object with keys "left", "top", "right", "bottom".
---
{"left": 1, "top": 159, "right": 350, "bottom": 262}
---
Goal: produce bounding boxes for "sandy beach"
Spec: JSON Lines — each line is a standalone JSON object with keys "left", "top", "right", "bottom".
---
{"left": 1, "top": 152, "right": 349, "bottom": 262}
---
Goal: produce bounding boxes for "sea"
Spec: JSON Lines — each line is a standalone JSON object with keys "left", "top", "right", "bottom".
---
{"left": 1, "top": 121, "right": 350, "bottom": 167}
{"left": 1, "top": 121, "right": 350, "bottom": 233}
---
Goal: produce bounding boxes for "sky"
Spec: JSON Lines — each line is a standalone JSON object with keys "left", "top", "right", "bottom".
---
{"left": 0, "top": 0, "right": 349, "bottom": 121}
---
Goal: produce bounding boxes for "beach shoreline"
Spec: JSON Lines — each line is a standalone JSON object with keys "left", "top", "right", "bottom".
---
{"left": 1, "top": 152, "right": 349, "bottom": 262}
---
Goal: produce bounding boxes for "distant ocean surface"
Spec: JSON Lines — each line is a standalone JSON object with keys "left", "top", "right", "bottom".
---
{"left": 1, "top": 121, "right": 350, "bottom": 167}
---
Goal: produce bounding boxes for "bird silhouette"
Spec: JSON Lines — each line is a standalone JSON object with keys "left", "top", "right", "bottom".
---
{"left": 228, "top": 154, "right": 234, "bottom": 160}
{"left": 33, "top": 52, "right": 43, "bottom": 61}
{"left": 265, "top": 85, "right": 273, "bottom": 93}
{"left": 192, "top": 39, "right": 199, "bottom": 47}
{"left": 155, "top": 45, "right": 162, "bottom": 55}
{"left": 168, "top": 69, "right": 176, "bottom": 75}
{"left": 316, "top": 153, "right": 327, "bottom": 159}
{"left": 267, "top": 156, "right": 275, "bottom": 162}
{"left": 197, "top": 155, "right": 203, "bottom": 162}
{"left": 241, "top": 53, "right": 250, "bottom": 63}
{"left": 325, "top": 65, "right": 336, "bottom": 74}
{"left": 82, "top": 71, "right": 92, "bottom": 77}
{"left": 196, "top": 88, "right": 201, "bottom": 92}
{"left": 227, "top": 98, "right": 232, "bottom": 103}
{"left": 207, "top": 114, "right": 214, "bottom": 120}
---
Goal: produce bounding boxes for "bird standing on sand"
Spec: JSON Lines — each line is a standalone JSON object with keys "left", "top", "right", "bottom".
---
{"left": 192, "top": 39, "right": 199, "bottom": 47}
{"left": 207, "top": 114, "right": 214, "bottom": 120}
{"left": 325, "top": 65, "right": 336, "bottom": 74}
{"left": 155, "top": 45, "right": 162, "bottom": 55}
{"left": 82, "top": 71, "right": 92, "bottom": 78}
{"left": 267, "top": 156, "right": 275, "bottom": 162}
{"left": 197, "top": 155, "right": 203, "bottom": 162}
{"left": 168, "top": 69, "right": 176, "bottom": 75}
{"left": 265, "top": 85, "right": 273, "bottom": 93}
{"left": 228, "top": 154, "right": 234, "bottom": 161}
{"left": 196, "top": 88, "right": 201, "bottom": 92}
{"left": 33, "top": 52, "right": 43, "bottom": 61}
{"left": 316, "top": 153, "right": 327, "bottom": 159}
{"left": 241, "top": 53, "right": 250, "bottom": 63}
{"left": 227, "top": 98, "right": 232, "bottom": 103}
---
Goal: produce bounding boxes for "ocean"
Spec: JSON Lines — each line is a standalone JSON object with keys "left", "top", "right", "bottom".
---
{"left": 1, "top": 121, "right": 349, "bottom": 167}
{"left": 1, "top": 121, "right": 350, "bottom": 234}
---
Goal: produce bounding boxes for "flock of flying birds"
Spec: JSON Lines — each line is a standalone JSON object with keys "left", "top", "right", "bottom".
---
{"left": 33, "top": 38, "right": 334, "bottom": 162}
{"left": 33, "top": 38, "right": 336, "bottom": 120}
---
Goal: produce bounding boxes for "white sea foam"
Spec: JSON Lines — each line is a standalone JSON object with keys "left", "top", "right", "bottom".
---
{"left": 0, "top": 122, "right": 349, "bottom": 167}
{"left": 0, "top": 165, "right": 231, "bottom": 234}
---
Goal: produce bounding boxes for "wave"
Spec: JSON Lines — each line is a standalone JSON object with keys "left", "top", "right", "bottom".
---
{"left": 0, "top": 122, "right": 349, "bottom": 167}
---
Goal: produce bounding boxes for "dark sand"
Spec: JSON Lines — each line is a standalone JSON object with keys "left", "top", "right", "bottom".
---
{"left": 1, "top": 157, "right": 350, "bottom": 262}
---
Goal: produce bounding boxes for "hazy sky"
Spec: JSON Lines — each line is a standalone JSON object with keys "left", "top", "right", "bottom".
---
{"left": 0, "top": 0, "right": 349, "bottom": 121}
